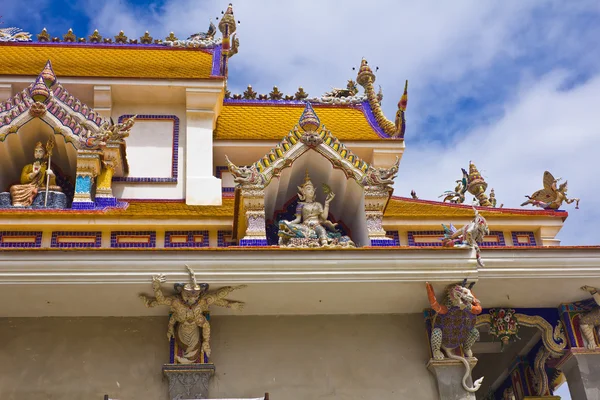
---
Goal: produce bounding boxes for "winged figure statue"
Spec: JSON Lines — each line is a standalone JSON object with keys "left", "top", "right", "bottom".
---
{"left": 521, "top": 171, "right": 579, "bottom": 210}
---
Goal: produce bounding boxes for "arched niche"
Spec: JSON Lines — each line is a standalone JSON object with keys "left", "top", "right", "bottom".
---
{"left": 0, "top": 118, "right": 77, "bottom": 193}
{"left": 264, "top": 150, "right": 369, "bottom": 247}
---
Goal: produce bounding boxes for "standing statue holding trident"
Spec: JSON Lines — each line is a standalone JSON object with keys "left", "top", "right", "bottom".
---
{"left": 44, "top": 136, "right": 55, "bottom": 207}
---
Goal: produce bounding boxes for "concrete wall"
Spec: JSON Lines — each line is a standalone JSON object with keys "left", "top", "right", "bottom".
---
{"left": 0, "top": 314, "right": 437, "bottom": 400}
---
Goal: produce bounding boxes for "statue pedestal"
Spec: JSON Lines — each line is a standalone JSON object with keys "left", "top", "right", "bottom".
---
{"left": 0, "top": 191, "right": 67, "bottom": 209}
{"left": 162, "top": 363, "right": 215, "bottom": 400}
{"left": 427, "top": 358, "right": 479, "bottom": 400}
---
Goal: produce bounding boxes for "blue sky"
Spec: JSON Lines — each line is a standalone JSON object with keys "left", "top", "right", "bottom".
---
{"left": 3, "top": 0, "right": 600, "bottom": 249}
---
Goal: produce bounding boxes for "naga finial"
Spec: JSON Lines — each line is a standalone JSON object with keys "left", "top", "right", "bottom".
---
{"left": 355, "top": 58, "right": 408, "bottom": 139}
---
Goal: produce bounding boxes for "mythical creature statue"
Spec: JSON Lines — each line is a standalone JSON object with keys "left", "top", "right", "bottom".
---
{"left": 0, "top": 27, "right": 32, "bottom": 42}
{"left": 439, "top": 168, "right": 468, "bottom": 204}
{"left": 579, "top": 285, "right": 600, "bottom": 349}
{"left": 79, "top": 116, "right": 136, "bottom": 149}
{"left": 140, "top": 265, "right": 246, "bottom": 364}
{"left": 521, "top": 171, "right": 580, "bottom": 210}
{"left": 324, "top": 80, "right": 359, "bottom": 98}
{"left": 9, "top": 140, "right": 61, "bottom": 207}
{"left": 278, "top": 172, "right": 355, "bottom": 248}
{"left": 361, "top": 157, "right": 400, "bottom": 190}
{"left": 441, "top": 205, "right": 489, "bottom": 267}
{"left": 426, "top": 281, "right": 484, "bottom": 393}
{"left": 225, "top": 156, "right": 265, "bottom": 186}
{"left": 187, "top": 21, "right": 217, "bottom": 41}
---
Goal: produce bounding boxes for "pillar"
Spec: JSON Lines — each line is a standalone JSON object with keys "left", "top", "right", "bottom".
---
{"left": 185, "top": 88, "right": 224, "bottom": 206}
{"left": 72, "top": 151, "right": 101, "bottom": 210}
{"left": 559, "top": 350, "right": 600, "bottom": 400}
{"left": 427, "top": 358, "right": 478, "bottom": 400}
{"left": 239, "top": 186, "right": 268, "bottom": 246}
{"left": 364, "top": 187, "right": 395, "bottom": 246}
{"left": 95, "top": 159, "right": 116, "bottom": 207}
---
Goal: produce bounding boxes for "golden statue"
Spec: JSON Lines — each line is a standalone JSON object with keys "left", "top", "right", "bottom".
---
{"left": 9, "top": 141, "right": 61, "bottom": 207}
{"left": 140, "top": 265, "right": 246, "bottom": 364}
{"left": 521, "top": 171, "right": 580, "bottom": 210}
{"left": 278, "top": 172, "right": 354, "bottom": 247}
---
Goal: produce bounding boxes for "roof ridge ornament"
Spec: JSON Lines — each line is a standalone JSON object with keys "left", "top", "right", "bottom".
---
{"left": 0, "top": 26, "right": 32, "bottom": 42}
{"left": 356, "top": 58, "right": 407, "bottom": 139}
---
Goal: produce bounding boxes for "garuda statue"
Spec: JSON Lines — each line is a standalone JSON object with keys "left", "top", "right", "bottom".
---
{"left": 521, "top": 171, "right": 580, "bottom": 210}
{"left": 579, "top": 285, "right": 600, "bottom": 349}
{"left": 278, "top": 172, "right": 355, "bottom": 248}
{"left": 426, "top": 281, "right": 484, "bottom": 393}
{"left": 140, "top": 265, "right": 246, "bottom": 364}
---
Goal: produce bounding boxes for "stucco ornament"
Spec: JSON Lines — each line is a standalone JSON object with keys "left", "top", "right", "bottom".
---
{"left": 0, "top": 27, "right": 32, "bottom": 42}
{"left": 426, "top": 281, "right": 484, "bottom": 393}
{"left": 488, "top": 308, "right": 520, "bottom": 349}
{"left": 441, "top": 205, "right": 490, "bottom": 267}
{"left": 225, "top": 156, "right": 265, "bottom": 186}
{"left": 140, "top": 265, "right": 246, "bottom": 364}
{"left": 278, "top": 172, "right": 355, "bottom": 248}
{"left": 579, "top": 285, "right": 600, "bottom": 349}
{"left": 521, "top": 170, "right": 580, "bottom": 210}
{"left": 360, "top": 157, "right": 400, "bottom": 191}
{"left": 439, "top": 168, "right": 468, "bottom": 204}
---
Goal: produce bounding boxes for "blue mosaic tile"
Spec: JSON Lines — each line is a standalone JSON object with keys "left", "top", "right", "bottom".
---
{"left": 511, "top": 231, "right": 537, "bottom": 247}
{"left": 0, "top": 231, "right": 43, "bottom": 248}
{"left": 480, "top": 231, "right": 506, "bottom": 247}
{"left": 407, "top": 231, "right": 445, "bottom": 247}
{"left": 239, "top": 238, "right": 269, "bottom": 247}
{"left": 71, "top": 201, "right": 95, "bottom": 210}
{"left": 110, "top": 231, "right": 156, "bottom": 248}
{"left": 51, "top": 231, "right": 102, "bottom": 248}
{"left": 95, "top": 197, "right": 117, "bottom": 208}
{"left": 385, "top": 230, "right": 400, "bottom": 246}
{"left": 113, "top": 115, "right": 180, "bottom": 183}
{"left": 164, "top": 231, "right": 209, "bottom": 248}
{"left": 75, "top": 175, "right": 92, "bottom": 194}
{"left": 370, "top": 238, "right": 396, "bottom": 247}
{"left": 217, "top": 230, "right": 234, "bottom": 247}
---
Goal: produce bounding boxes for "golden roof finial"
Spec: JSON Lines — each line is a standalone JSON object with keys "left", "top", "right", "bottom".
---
{"left": 63, "top": 28, "right": 76, "bottom": 43}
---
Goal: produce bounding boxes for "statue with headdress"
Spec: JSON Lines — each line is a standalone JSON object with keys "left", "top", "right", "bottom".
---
{"left": 8, "top": 139, "right": 62, "bottom": 207}
{"left": 139, "top": 265, "right": 246, "bottom": 364}
{"left": 521, "top": 171, "right": 580, "bottom": 210}
{"left": 278, "top": 172, "right": 355, "bottom": 248}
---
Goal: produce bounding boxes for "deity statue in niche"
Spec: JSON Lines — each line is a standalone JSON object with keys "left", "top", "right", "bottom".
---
{"left": 140, "top": 265, "right": 246, "bottom": 364}
{"left": 3, "top": 139, "right": 66, "bottom": 208}
{"left": 278, "top": 171, "right": 355, "bottom": 248}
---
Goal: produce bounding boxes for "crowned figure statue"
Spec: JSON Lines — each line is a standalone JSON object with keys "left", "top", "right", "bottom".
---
{"left": 9, "top": 141, "right": 62, "bottom": 207}
{"left": 278, "top": 172, "right": 355, "bottom": 248}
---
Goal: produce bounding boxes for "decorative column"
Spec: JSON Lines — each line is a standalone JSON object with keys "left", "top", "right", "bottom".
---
{"left": 239, "top": 185, "right": 268, "bottom": 246}
{"left": 162, "top": 364, "right": 215, "bottom": 400}
{"left": 95, "top": 157, "right": 117, "bottom": 207}
{"left": 556, "top": 350, "right": 600, "bottom": 400}
{"left": 72, "top": 150, "right": 101, "bottom": 210}
{"left": 427, "top": 358, "right": 478, "bottom": 400}
{"left": 364, "top": 186, "right": 395, "bottom": 246}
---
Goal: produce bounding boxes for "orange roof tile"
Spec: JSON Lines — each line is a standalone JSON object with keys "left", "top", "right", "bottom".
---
{"left": 0, "top": 43, "right": 215, "bottom": 79}
{"left": 384, "top": 197, "right": 569, "bottom": 220}
{"left": 214, "top": 102, "right": 384, "bottom": 141}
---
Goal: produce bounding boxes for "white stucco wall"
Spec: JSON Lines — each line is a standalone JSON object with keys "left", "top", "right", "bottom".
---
{"left": 0, "top": 314, "right": 438, "bottom": 400}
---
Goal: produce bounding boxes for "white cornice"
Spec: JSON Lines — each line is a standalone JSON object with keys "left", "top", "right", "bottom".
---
{"left": 0, "top": 248, "right": 599, "bottom": 285}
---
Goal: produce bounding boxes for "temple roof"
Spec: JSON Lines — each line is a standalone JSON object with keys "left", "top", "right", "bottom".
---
{"left": 214, "top": 101, "right": 387, "bottom": 141}
{"left": 0, "top": 196, "right": 566, "bottom": 220}
{"left": 0, "top": 43, "right": 217, "bottom": 80}
{"left": 385, "top": 197, "right": 569, "bottom": 220}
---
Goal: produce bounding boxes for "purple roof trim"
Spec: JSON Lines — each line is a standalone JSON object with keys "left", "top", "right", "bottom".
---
{"left": 0, "top": 41, "right": 215, "bottom": 52}
{"left": 211, "top": 44, "right": 222, "bottom": 77}
{"left": 359, "top": 100, "right": 392, "bottom": 139}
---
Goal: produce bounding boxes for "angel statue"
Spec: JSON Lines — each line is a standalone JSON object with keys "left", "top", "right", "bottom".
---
{"left": 521, "top": 171, "right": 580, "bottom": 210}
{"left": 139, "top": 265, "right": 246, "bottom": 364}
{"left": 278, "top": 172, "right": 355, "bottom": 247}
{"left": 439, "top": 168, "right": 469, "bottom": 204}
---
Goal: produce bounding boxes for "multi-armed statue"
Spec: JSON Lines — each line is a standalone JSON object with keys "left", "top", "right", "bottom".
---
{"left": 278, "top": 172, "right": 355, "bottom": 248}
{"left": 140, "top": 265, "right": 246, "bottom": 364}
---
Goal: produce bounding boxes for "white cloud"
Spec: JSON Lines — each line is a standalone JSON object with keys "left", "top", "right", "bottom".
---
{"left": 81, "top": 0, "right": 600, "bottom": 245}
